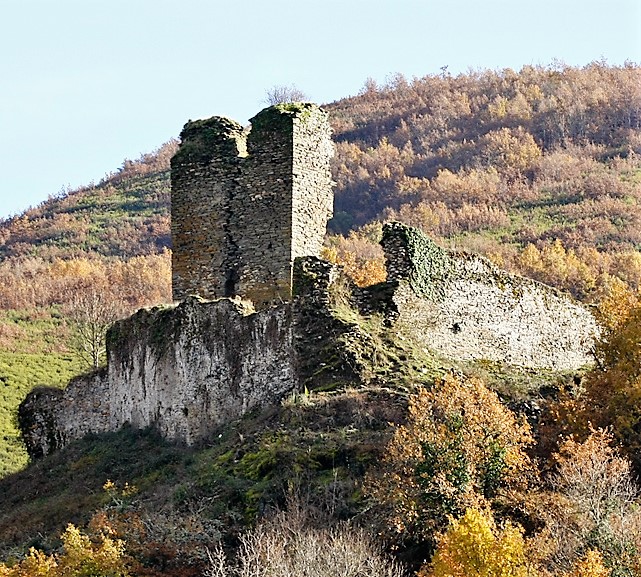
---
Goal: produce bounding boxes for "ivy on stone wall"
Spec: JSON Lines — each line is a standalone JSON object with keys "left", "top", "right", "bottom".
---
{"left": 382, "top": 222, "right": 455, "bottom": 302}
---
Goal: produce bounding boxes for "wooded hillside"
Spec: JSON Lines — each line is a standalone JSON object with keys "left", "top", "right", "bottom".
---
{"left": 1, "top": 63, "right": 639, "bottom": 475}
{"left": 2, "top": 61, "right": 641, "bottom": 577}
{"left": 2, "top": 61, "right": 639, "bottom": 306}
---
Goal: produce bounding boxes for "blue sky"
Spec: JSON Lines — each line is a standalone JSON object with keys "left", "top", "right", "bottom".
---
{"left": 1, "top": 0, "right": 640, "bottom": 219}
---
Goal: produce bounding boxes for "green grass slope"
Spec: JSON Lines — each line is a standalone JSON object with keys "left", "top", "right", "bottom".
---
{"left": 0, "top": 308, "right": 83, "bottom": 476}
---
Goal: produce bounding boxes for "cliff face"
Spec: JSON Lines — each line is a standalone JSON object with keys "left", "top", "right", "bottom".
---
{"left": 19, "top": 228, "right": 600, "bottom": 460}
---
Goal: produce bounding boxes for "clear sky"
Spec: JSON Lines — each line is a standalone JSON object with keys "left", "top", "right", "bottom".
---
{"left": 1, "top": 0, "right": 640, "bottom": 220}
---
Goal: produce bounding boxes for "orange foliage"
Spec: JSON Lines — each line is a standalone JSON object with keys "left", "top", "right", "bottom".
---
{"left": 367, "top": 374, "right": 533, "bottom": 541}
{"left": 0, "top": 252, "right": 171, "bottom": 312}
{"left": 323, "top": 223, "right": 386, "bottom": 287}
{"left": 531, "top": 430, "right": 641, "bottom": 576}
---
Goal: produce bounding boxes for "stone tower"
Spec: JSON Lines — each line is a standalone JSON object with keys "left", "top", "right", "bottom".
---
{"left": 171, "top": 103, "right": 334, "bottom": 308}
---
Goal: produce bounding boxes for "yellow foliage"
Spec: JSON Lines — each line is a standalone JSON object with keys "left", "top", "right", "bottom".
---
{"left": 516, "top": 240, "right": 596, "bottom": 298}
{"left": 49, "top": 258, "right": 104, "bottom": 281}
{"left": 2, "top": 548, "right": 58, "bottom": 577}
{"left": 430, "top": 167, "right": 502, "bottom": 206}
{"left": 565, "top": 550, "right": 610, "bottom": 577}
{"left": 419, "top": 507, "right": 529, "bottom": 577}
{"left": 481, "top": 127, "right": 541, "bottom": 176}
{"left": 58, "top": 523, "right": 128, "bottom": 576}
{"left": 0, "top": 524, "right": 129, "bottom": 577}
{"left": 592, "top": 275, "right": 639, "bottom": 331}
{"left": 577, "top": 305, "right": 641, "bottom": 468}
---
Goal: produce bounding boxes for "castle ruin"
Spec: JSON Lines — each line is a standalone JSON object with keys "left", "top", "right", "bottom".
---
{"left": 171, "top": 103, "right": 334, "bottom": 308}
{"left": 18, "top": 104, "right": 600, "bottom": 459}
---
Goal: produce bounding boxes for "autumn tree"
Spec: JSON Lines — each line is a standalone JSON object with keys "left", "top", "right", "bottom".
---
{"left": 418, "top": 507, "right": 529, "bottom": 577}
{"left": 565, "top": 550, "right": 611, "bottom": 577}
{"left": 551, "top": 300, "right": 641, "bottom": 474}
{"left": 65, "top": 283, "right": 125, "bottom": 369}
{"left": 536, "top": 281, "right": 638, "bottom": 461}
{"left": 367, "top": 374, "right": 534, "bottom": 542}
{"left": 323, "top": 222, "right": 386, "bottom": 287}
{"left": 479, "top": 127, "right": 542, "bottom": 178}
{"left": 0, "top": 524, "right": 130, "bottom": 577}
{"left": 532, "top": 430, "right": 641, "bottom": 576}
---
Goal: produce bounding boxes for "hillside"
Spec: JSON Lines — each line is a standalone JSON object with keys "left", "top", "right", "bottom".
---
{"left": 0, "top": 58, "right": 639, "bottom": 479}
{"left": 0, "top": 142, "right": 175, "bottom": 261}
{"left": 1, "top": 61, "right": 641, "bottom": 576}
{"left": 1, "top": 61, "right": 639, "bottom": 296}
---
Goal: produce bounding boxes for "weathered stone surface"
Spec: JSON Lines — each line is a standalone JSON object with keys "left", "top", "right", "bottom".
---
{"left": 170, "top": 117, "right": 246, "bottom": 301}
{"left": 379, "top": 222, "right": 598, "bottom": 370}
{"left": 19, "top": 102, "right": 601, "bottom": 460}
{"left": 292, "top": 257, "right": 365, "bottom": 388}
{"left": 20, "top": 297, "right": 296, "bottom": 454}
{"left": 171, "top": 103, "right": 334, "bottom": 309}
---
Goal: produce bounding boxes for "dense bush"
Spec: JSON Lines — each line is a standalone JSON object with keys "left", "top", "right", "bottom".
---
{"left": 366, "top": 374, "right": 533, "bottom": 542}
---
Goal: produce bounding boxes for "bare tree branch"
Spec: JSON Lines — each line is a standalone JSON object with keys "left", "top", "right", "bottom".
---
{"left": 264, "top": 84, "right": 308, "bottom": 106}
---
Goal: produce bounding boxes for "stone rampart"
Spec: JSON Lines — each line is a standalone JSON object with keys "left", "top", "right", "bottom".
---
{"left": 20, "top": 297, "right": 297, "bottom": 456}
{"left": 379, "top": 222, "right": 598, "bottom": 370}
{"left": 18, "top": 103, "right": 601, "bottom": 460}
{"left": 19, "top": 236, "right": 599, "bottom": 458}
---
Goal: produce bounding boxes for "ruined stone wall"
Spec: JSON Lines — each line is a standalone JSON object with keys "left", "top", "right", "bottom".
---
{"left": 233, "top": 107, "right": 296, "bottom": 306}
{"left": 20, "top": 298, "right": 297, "bottom": 456}
{"left": 19, "top": 257, "right": 362, "bottom": 459}
{"left": 291, "top": 109, "right": 335, "bottom": 259}
{"left": 170, "top": 117, "right": 246, "bottom": 301}
{"left": 380, "top": 222, "right": 598, "bottom": 370}
{"left": 21, "top": 108, "right": 602, "bottom": 459}
{"left": 171, "top": 104, "right": 333, "bottom": 308}
{"left": 19, "top": 240, "right": 600, "bottom": 458}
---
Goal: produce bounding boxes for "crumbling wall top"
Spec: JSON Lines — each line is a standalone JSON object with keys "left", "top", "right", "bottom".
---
{"left": 249, "top": 102, "right": 323, "bottom": 133}
{"left": 381, "top": 221, "right": 456, "bottom": 300}
{"left": 171, "top": 116, "right": 247, "bottom": 166}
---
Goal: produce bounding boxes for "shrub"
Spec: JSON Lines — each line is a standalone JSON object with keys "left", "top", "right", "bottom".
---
{"left": 205, "top": 502, "right": 403, "bottom": 577}
{"left": 418, "top": 507, "right": 529, "bottom": 577}
{"left": 532, "top": 430, "right": 641, "bottom": 575}
{"left": 0, "top": 523, "right": 130, "bottom": 576}
{"left": 367, "top": 374, "right": 533, "bottom": 542}
{"left": 565, "top": 550, "right": 611, "bottom": 577}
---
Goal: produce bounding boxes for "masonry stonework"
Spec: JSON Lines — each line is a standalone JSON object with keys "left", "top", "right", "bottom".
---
{"left": 20, "top": 297, "right": 297, "bottom": 454}
{"left": 379, "top": 222, "right": 598, "bottom": 370}
{"left": 171, "top": 104, "right": 333, "bottom": 309}
{"left": 19, "top": 104, "right": 601, "bottom": 460}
